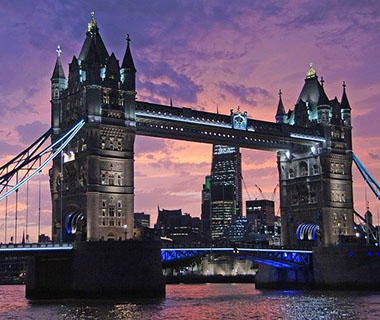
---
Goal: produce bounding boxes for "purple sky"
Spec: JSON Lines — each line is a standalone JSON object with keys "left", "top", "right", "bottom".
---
{"left": 0, "top": 1, "right": 380, "bottom": 241}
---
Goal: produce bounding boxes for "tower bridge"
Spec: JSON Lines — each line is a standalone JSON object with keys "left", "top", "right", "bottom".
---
{"left": 0, "top": 13, "right": 379, "bottom": 247}
{"left": 1, "top": 13, "right": 380, "bottom": 296}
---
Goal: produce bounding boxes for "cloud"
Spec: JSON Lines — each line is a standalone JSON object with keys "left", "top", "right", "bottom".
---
{"left": 369, "top": 152, "right": 380, "bottom": 160}
{"left": 138, "top": 60, "right": 202, "bottom": 104}
{"left": 353, "top": 109, "right": 380, "bottom": 137}
{"left": 0, "top": 141, "right": 21, "bottom": 157}
{"left": 219, "top": 82, "right": 271, "bottom": 107}
{"left": 16, "top": 121, "right": 49, "bottom": 144}
{"left": 135, "top": 136, "right": 168, "bottom": 154}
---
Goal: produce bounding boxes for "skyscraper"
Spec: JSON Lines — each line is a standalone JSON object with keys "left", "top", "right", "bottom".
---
{"left": 201, "top": 176, "right": 212, "bottom": 240}
{"left": 209, "top": 145, "right": 242, "bottom": 240}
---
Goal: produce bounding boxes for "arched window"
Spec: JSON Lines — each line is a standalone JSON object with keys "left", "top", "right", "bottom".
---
{"left": 299, "top": 161, "right": 308, "bottom": 176}
{"left": 288, "top": 168, "right": 294, "bottom": 179}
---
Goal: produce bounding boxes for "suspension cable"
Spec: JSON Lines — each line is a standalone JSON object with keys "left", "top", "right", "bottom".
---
{"left": 38, "top": 157, "right": 41, "bottom": 242}
{"left": 4, "top": 168, "right": 8, "bottom": 243}
{"left": 14, "top": 172, "right": 18, "bottom": 243}
{"left": 26, "top": 162, "right": 29, "bottom": 243}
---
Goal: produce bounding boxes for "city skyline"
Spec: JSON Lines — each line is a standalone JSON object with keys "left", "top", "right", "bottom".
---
{"left": 0, "top": 1, "right": 380, "bottom": 240}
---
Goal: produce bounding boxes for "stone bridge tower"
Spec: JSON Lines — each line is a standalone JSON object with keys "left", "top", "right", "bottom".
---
{"left": 276, "top": 65, "right": 355, "bottom": 246}
{"left": 50, "top": 13, "right": 136, "bottom": 241}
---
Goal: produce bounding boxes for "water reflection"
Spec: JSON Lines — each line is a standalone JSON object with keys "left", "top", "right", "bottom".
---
{"left": 1, "top": 284, "right": 380, "bottom": 319}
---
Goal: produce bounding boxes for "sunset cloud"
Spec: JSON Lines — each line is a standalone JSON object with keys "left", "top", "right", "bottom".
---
{"left": 0, "top": 0, "right": 379, "bottom": 240}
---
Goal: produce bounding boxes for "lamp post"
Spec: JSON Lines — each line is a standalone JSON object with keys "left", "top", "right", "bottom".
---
{"left": 123, "top": 224, "right": 127, "bottom": 240}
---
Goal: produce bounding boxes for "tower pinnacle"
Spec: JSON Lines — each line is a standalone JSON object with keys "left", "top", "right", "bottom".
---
{"left": 87, "top": 11, "right": 97, "bottom": 32}
{"left": 126, "top": 33, "right": 131, "bottom": 47}
{"left": 275, "top": 88, "right": 287, "bottom": 123}
{"left": 306, "top": 62, "right": 317, "bottom": 79}
{"left": 56, "top": 45, "right": 62, "bottom": 57}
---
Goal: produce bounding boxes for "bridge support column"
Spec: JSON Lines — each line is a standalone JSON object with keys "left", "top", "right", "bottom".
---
{"left": 255, "top": 264, "right": 313, "bottom": 290}
{"left": 26, "top": 241, "right": 165, "bottom": 299}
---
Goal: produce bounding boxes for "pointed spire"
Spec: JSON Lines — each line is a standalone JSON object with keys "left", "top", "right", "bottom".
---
{"left": 317, "top": 78, "right": 329, "bottom": 106}
{"left": 170, "top": 98, "right": 173, "bottom": 107}
{"left": 51, "top": 45, "right": 66, "bottom": 80}
{"left": 341, "top": 81, "right": 351, "bottom": 110}
{"left": 121, "top": 33, "right": 136, "bottom": 72}
{"left": 275, "top": 89, "right": 287, "bottom": 124}
{"left": 79, "top": 12, "right": 109, "bottom": 64}
{"left": 276, "top": 89, "right": 286, "bottom": 116}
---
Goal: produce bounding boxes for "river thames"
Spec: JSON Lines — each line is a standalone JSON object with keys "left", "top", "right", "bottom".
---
{"left": 1, "top": 284, "right": 380, "bottom": 319}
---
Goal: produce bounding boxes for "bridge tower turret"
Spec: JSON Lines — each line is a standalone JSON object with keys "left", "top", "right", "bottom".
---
{"left": 275, "top": 89, "right": 288, "bottom": 124}
{"left": 50, "top": 45, "right": 67, "bottom": 133}
{"left": 278, "top": 65, "right": 355, "bottom": 246}
{"left": 49, "top": 13, "right": 136, "bottom": 242}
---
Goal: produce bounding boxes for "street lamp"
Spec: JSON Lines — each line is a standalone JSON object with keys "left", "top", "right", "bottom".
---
{"left": 123, "top": 224, "right": 127, "bottom": 240}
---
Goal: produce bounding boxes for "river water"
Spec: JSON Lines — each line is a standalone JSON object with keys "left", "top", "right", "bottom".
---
{"left": 1, "top": 284, "right": 380, "bottom": 319}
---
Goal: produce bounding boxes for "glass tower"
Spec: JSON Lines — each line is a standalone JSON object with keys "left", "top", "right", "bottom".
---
{"left": 210, "top": 145, "right": 242, "bottom": 240}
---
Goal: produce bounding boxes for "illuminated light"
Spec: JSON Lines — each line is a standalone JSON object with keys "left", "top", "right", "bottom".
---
{"left": 286, "top": 150, "right": 291, "bottom": 160}
{"left": 349, "top": 251, "right": 354, "bottom": 257}
{"left": 311, "top": 145, "right": 318, "bottom": 155}
{"left": 290, "top": 133, "right": 325, "bottom": 143}
{"left": 136, "top": 110, "right": 256, "bottom": 132}
{"left": 355, "top": 232, "right": 361, "bottom": 238}
{"left": 368, "top": 251, "right": 372, "bottom": 257}
{"left": 0, "top": 246, "right": 72, "bottom": 252}
{"left": 63, "top": 151, "right": 75, "bottom": 163}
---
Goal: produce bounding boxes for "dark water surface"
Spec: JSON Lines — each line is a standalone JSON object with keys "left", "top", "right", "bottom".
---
{"left": 1, "top": 284, "right": 380, "bottom": 319}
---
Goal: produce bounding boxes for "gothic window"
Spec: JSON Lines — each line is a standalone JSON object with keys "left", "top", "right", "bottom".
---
{"left": 100, "top": 136, "right": 106, "bottom": 150}
{"left": 117, "top": 138, "right": 122, "bottom": 151}
{"left": 102, "top": 200, "right": 106, "bottom": 207}
{"left": 299, "top": 161, "right": 308, "bottom": 176}
{"left": 54, "top": 88, "right": 60, "bottom": 99}
{"left": 109, "top": 173, "right": 115, "bottom": 186}
{"left": 117, "top": 174, "right": 122, "bottom": 186}
{"left": 103, "top": 93, "right": 110, "bottom": 104}
{"left": 313, "top": 164, "right": 320, "bottom": 175}
{"left": 117, "top": 201, "right": 122, "bottom": 208}
{"left": 109, "top": 205, "right": 115, "bottom": 217}
{"left": 109, "top": 220, "right": 115, "bottom": 226}
{"left": 101, "top": 171, "right": 106, "bottom": 185}
{"left": 81, "top": 138, "right": 87, "bottom": 151}
{"left": 119, "top": 95, "right": 125, "bottom": 106}
{"left": 110, "top": 137, "right": 114, "bottom": 150}
{"left": 102, "top": 209, "right": 106, "bottom": 216}
{"left": 117, "top": 210, "right": 122, "bottom": 217}
{"left": 288, "top": 168, "right": 294, "bottom": 179}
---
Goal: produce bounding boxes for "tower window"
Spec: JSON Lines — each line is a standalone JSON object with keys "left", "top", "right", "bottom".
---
{"left": 299, "top": 161, "right": 308, "bottom": 176}
{"left": 109, "top": 205, "right": 115, "bottom": 217}
{"left": 109, "top": 173, "right": 114, "bottom": 186}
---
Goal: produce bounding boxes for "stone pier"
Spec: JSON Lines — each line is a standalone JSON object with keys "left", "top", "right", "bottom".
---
{"left": 255, "top": 245, "right": 380, "bottom": 290}
{"left": 26, "top": 240, "right": 165, "bottom": 299}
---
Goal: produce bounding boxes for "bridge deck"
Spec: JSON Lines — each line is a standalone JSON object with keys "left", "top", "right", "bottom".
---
{"left": 136, "top": 102, "right": 325, "bottom": 151}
